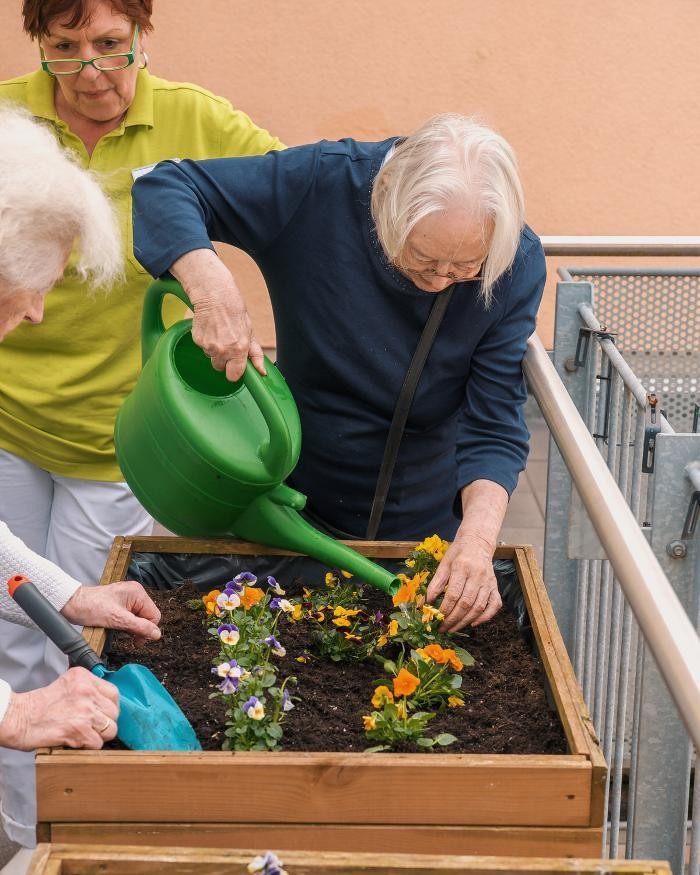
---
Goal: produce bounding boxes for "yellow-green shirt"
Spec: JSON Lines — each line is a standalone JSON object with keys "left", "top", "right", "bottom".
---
{"left": 0, "top": 69, "right": 283, "bottom": 480}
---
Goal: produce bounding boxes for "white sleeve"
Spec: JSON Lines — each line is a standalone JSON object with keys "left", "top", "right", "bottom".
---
{"left": 0, "top": 521, "right": 81, "bottom": 628}
{"left": 0, "top": 679, "right": 12, "bottom": 724}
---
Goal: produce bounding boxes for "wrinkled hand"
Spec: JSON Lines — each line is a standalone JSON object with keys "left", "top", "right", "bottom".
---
{"left": 0, "top": 667, "right": 119, "bottom": 750}
{"left": 172, "top": 249, "right": 266, "bottom": 382}
{"left": 61, "top": 581, "right": 161, "bottom": 645}
{"left": 426, "top": 532, "right": 502, "bottom": 632}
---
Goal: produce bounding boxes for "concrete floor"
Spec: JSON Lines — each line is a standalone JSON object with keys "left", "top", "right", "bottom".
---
{"left": 0, "top": 396, "right": 549, "bottom": 871}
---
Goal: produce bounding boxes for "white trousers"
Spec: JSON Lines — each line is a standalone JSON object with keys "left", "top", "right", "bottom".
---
{"left": 0, "top": 449, "right": 152, "bottom": 846}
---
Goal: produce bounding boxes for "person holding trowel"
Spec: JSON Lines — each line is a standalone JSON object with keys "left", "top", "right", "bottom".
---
{"left": 132, "top": 114, "right": 546, "bottom": 635}
{"left": 0, "top": 105, "right": 161, "bottom": 758}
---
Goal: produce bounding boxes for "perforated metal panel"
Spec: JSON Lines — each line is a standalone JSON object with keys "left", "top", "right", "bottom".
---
{"left": 564, "top": 269, "right": 700, "bottom": 432}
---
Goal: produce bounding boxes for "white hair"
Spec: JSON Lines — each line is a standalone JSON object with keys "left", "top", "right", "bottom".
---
{"left": 0, "top": 102, "right": 122, "bottom": 293}
{"left": 371, "top": 114, "right": 525, "bottom": 307}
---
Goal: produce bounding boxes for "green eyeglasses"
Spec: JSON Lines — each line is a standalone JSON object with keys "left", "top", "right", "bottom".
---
{"left": 41, "top": 24, "right": 139, "bottom": 76}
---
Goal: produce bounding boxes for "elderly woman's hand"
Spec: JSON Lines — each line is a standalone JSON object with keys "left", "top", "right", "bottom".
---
{"left": 425, "top": 532, "right": 502, "bottom": 632}
{"left": 425, "top": 479, "right": 509, "bottom": 631}
{"left": 171, "top": 249, "right": 266, "bottom": 382}
{"left": 0, "top": 667, "right": 119, "bottom": 751}
{"left": 61, "top": 581, "right": 161, "bottom": 646}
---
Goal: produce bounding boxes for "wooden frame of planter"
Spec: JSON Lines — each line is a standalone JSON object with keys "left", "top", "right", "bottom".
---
{"left": 36, "top": 537, "right": 606, "bottom": 857}
{"left": 27, "top": 844, "right": 671, "bottom": 875}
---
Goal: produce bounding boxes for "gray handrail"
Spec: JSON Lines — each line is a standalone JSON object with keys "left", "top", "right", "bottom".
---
{"left": 524, "top": 332, "right": 700, "bottom": 749}
{"left": 541, "top": 235, "right": 700, "bottom": 256}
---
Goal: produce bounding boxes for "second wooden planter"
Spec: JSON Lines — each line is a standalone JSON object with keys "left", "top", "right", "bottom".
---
{"left": 36, "top": 538, "right": 606, "bottom": 857}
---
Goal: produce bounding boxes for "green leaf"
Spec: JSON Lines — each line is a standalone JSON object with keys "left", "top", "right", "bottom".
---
{"left": 435, "top": 733, "right": 458, "bottom": 746}
{"left": 453, "top": 645, "right": 474, "bottom": 667}
{"left": 449, "top": 674, "right": 463, "bottom": 689}
{"left": 267, "top": 723, "right": 283, "bottom": 740}
{"left": 364, "top": 745, "right": 389, "bottom": 753}
{"left": 416, "top": 737, "right": 435, "bottom": 747}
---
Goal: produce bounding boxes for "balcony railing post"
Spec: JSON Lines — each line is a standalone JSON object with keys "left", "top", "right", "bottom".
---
{"left": 629, "top": 433, "right": 700, "bottom": 873}
{"left": 544, "top": 281, "right": 594, "bottom": 654}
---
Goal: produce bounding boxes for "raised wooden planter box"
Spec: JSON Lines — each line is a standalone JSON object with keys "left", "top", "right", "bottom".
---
{"left": 36, "top": 538, "right": 606, "bottom": 858}
{"left": 27, "top": 844, "right": 671, "bottom": 875}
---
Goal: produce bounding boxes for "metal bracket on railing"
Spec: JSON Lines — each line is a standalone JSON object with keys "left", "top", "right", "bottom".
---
{"left": 681, "top": 491, "right": 699, "bottom": 539}
{"left": 573, "top": 326, "right": 617, "bottom": 368}
{"left": 642, "top": 393, "right": 662, "bottom": 473}
{"left": 592, "top": 359, "right": 614, "bottom": 441}
{"left": 693, "top": 404, "right": 699, "bottom": 434}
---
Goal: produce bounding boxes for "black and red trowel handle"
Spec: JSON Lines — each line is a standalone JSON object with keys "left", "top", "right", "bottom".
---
{"left": 8, "top": 575, "right": 105, "bottom": 672}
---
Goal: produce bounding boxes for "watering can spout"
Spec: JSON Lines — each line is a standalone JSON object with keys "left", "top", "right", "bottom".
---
{"left": 232, "top": 485, "right": 399, "bottom": 596}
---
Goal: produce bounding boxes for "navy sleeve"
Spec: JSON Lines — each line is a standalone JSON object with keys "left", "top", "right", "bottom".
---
{"left": 132, "top": 145, "right": 319, "bottom": 278}
{"left": 455, "top": 232, "right": 546, "bottom": 498}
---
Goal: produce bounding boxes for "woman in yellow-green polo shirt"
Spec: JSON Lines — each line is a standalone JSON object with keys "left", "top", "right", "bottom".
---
{"left": 0, "top": 0, "right": 283, "bottom": 848}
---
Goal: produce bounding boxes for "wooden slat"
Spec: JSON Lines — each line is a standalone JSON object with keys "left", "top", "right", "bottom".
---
{"left": 37, "top": 751, "right": 591, "bottom": 827}
{"left": 45, "top": 825, "right": 605, "bottom": 859}
{"left": 28, "top": 843, "right": 672, "bottom": 875}
{"left": 514, "top": 547, "right": 607, "bottom": 827}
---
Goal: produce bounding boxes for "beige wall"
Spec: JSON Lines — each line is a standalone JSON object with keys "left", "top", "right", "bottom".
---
{"left": 2, "top": 1, "right": 699, "bottom": 347}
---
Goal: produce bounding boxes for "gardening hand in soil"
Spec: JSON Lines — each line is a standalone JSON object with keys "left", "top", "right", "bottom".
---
{"left": 426, "top": 480, "right": 506, "bottom": 631}
{"left": 0, "top": 666, "right": 118, "bottom": 751}
{"left": 171, "top": 249, "right": 267, "bottom": 382}
{"left": 60, "top": 582, "right": 162, "bottom": 645}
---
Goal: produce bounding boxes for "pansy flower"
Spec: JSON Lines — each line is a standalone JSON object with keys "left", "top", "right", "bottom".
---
{"left": 216, "top": 591, "right": 241, "bottom": 611}
{"left": 332, "top": 617, "right": 351, "bottom": 628}
{"left": 391, "top": 572, "right": 428, "bottom": 606}
{"left": 371, "top": 685, "right": 394, "bottom": 708}
{"left": 235, "top": 571, "right": 258, "bottom": 585}
{"left": 262, "top": 635, "right": 286, "bottom": 657}
{"left": 324, "top": 571, "right": 338, "bottom": 587}
{"left": 212, "top": 660, "right": 242, "bottom": 694}
{"left": 362, "top": 714, "right": 377, "bottom": 731}
{"left": 202, "top": 589, "right": 222, "bottom": 615}
{"left": 240, "top": 586, "right": 265, "bottom": 610}
{"left": 281, "top": 688, "right": 294, "bottom": 712}
{"left": 217, "top": 623, "right": 240, "bottom": 646}
{"left": 421, "top": 604, "right": 443, "bottom": 624}
{"left": 290, "top": 603, "right": 303, "bottom": 621}
{"left": 223, "top": 579, "right": 244, "bottom": 594}
{"left": 448, "top": 695, "right": 465, "bottom": 708}
{"left": 266, "top": 576, "right": 285, "bottom": 595}
{"left": 247, "top": 850, "right": 287, "bottom": 875}
{"left": 388, "top": 619, "right": 399, "bottom": 637}
{"left": 243, "top": 696, "right": 265, "bottom": 720}
{"left": 342, "top": 632, "right": 362, "bottom": 642}
{"left": 393, "top": 668, "right": 420, "bottom": 698}
{"left": 270, "top": 597, "right": 293, "bottom": 613}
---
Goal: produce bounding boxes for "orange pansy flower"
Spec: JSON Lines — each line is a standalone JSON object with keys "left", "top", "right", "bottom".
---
{"left": 239, "top": 586, "right": 265, "bottom": 610}
{"left": 371, "top": 685, "right": 394, "bottom": 708}
{"left": 393, "top": 668, "right": 420, "bottom": 698}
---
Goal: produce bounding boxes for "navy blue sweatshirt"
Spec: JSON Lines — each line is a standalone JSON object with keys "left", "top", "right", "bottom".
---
{"left": 132, "top": 138, "right": 546, "bottom": 540}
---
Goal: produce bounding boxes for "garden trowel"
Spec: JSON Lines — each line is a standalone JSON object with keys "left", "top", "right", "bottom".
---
{"left": 7, "top": 574, "right": 201, "bottom": 751}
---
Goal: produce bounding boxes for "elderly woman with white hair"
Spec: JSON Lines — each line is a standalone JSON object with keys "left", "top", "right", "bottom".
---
{"left": 0, "top": 104, "right": 162, "bottom": 757}
{"left": 132, "top": 114, "right": 546, "bottom": 633}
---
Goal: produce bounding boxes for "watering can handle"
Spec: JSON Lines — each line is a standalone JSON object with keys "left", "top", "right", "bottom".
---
{"left": 7, "top": 575, "right": 104, "bottom": 672}
{"left": 141, "top": 279, "right": 296, "bottom": 475}
{"left": 141, "top": 277, "right": 192, "bottom": 366}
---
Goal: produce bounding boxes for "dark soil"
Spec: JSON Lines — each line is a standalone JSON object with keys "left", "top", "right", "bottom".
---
{"left": 106, "top": 579, "right": 568, "bottom": 755}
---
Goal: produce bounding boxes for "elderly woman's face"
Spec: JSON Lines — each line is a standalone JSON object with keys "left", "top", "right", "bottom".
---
{"left": 397, "top": 209, "right": 492, "bottom": 293}
{"left": 41, "top": 0, "right": 143, "bottom": 127}
{"left": 0, "top": 249, "right": 70, "bottom": 342}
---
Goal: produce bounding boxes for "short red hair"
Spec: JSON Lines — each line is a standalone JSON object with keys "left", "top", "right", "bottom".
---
{"left": 22, "top": 0, "right": 154, "bottom": 39}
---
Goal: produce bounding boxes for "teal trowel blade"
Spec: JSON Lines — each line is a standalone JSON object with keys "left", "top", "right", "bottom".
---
{"left": 93, "top": 663, "right": 201, "bottom": 751}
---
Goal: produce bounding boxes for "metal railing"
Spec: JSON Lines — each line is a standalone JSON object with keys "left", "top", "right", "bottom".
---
{"left": 524, "top": 333, "right": 700, "bottom": 741}
{"left": 523, "top": 262, "right": 700, "bottom": 874}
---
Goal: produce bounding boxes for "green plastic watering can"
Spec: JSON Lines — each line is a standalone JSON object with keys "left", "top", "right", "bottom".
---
{"left": 114, "top": 279, "right": 398, "bottom": 596}
{"left": 8, "top": 574, "right": 201, "bottom": 751}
